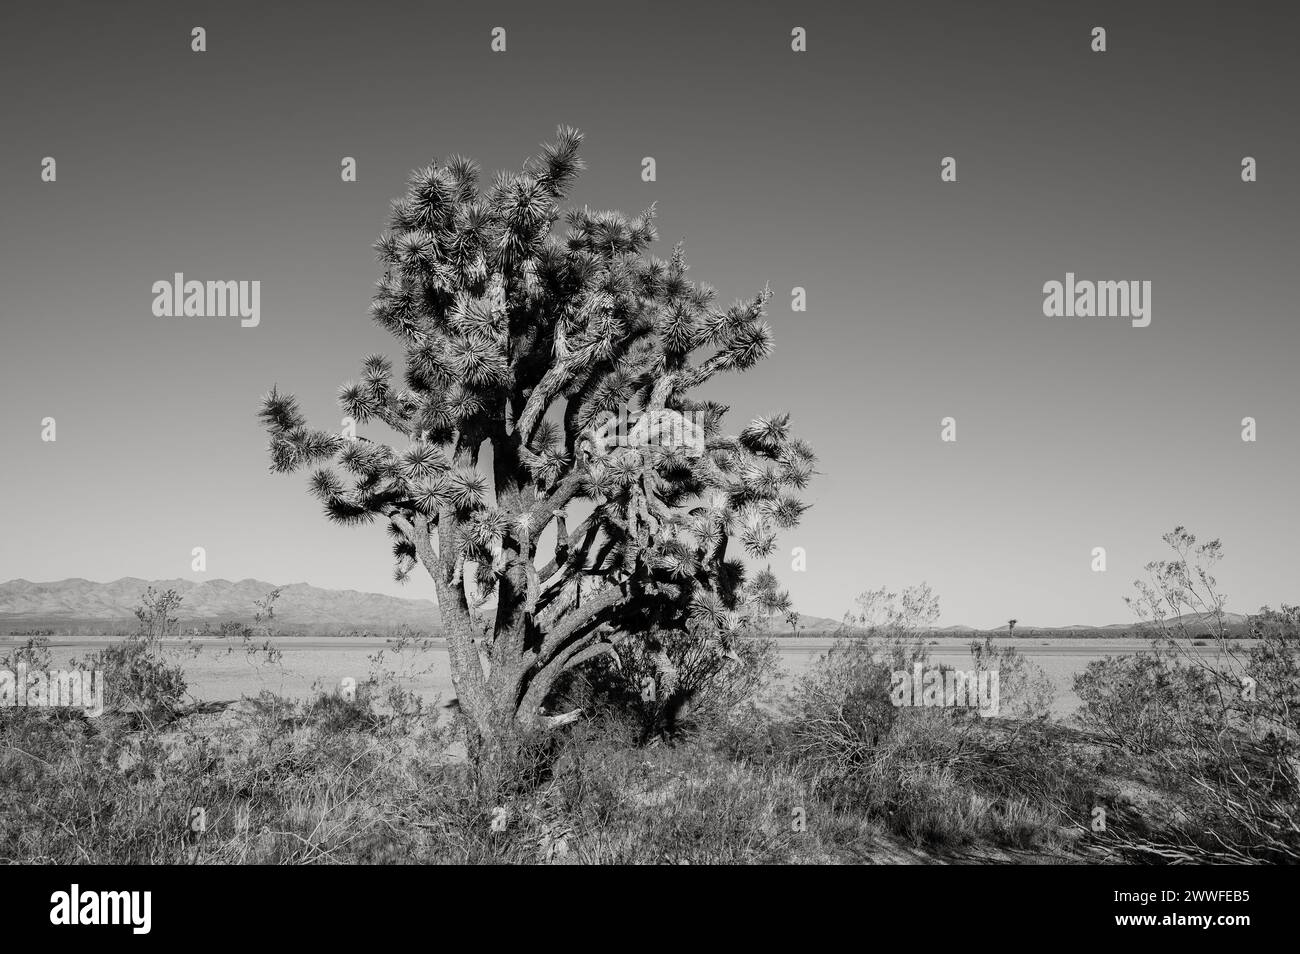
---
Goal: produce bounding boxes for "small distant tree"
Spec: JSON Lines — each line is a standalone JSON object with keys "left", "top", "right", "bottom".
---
{"left": 1007, "top": 618, "right": 1017, "bottom": 638}
{"left": 214, "top": 588, "right": 285, "bottom": 668}
{"left": 785, "top": 609, "right": 801, "bottom": 637}
{"left": 134, "top": 587, "right": 183, "bottom": 642}
{"left": 259, "top": 128, "right": 813, "bottom": 758}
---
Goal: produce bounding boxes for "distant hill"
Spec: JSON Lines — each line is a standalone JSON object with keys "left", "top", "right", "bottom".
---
{"left": 775, "top": 612, "right": 1253, "bottom": 639}
{"left": 0, "top": 578, "right": 1255, "bottom": 639}
{"left": 992, "top": 613, "right": 1250, "bottom": 636}
{"left": 778, "top": 613, "right": 847, "bottom": 633}
{"left": 0, "top": 577, "right": 441, "bottom": 633}
{"left": 951, "top": 613, "right": 1252, "bottom": 638}
{"left": 1160, "top": 611, "right": 1249, "bottom": 629}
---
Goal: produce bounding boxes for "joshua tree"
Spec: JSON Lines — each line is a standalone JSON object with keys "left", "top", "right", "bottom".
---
{"left": 259, "top": 127, "right": 812, "bottom": 754}
{"left": 1007, "top": 618, "right": 1017, "bottom": 638}
{"left": 785, "top": 609, "right": 801, "bottom": 637}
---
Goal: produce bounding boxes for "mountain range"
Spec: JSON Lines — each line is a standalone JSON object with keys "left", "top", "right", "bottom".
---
{"left": 0, "top": 577, "right": 1250, "bottom": 636}
{"left": 0, "top": 578, "right": 854, "bottom": 633}
{"left": 0, "top": 577, "right": 441, "bottom": 632}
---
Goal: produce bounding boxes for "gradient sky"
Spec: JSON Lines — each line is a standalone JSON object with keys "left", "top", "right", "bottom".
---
{"left": 1, "top": 0, "right": 1296, "bottom": 627}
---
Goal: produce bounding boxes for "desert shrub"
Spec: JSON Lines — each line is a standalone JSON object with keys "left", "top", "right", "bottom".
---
{"left": 714, "top": 701, "right": 793, "bottom": 766}
{"left": 967, "top": 636, "right": 1056, "bottom": 720}
{"left": 1244, "top": 605, "right": 1300, "bottom": 737}
{"left": 0, "top": 634, "right": 54, "bottom": 671}
{"left": 838, "top": 583, "right": 939, "bottom": 670}
{"left": 300, "top": 688, "right": 382, "bottom": 734}
{"left": 782, "top": 679, "right": 1074, "bottom": 854}
{"left": 1074, "top": 651, "right": 1225, "bottom": 753}
{"left": 1085, "top": 530, "right": 1300, "bottom": 863}
{"left": 199, "top": 588, "right": 285, "bottom": 669}
{"left": 783, "top": 584, "right": 948, "bottom": 776}
{"left": 779, "top": 586, "right": 1081, "bottom": 854}
{"left": 72, "top": 638, "right": 188, "bottom": 720}
{"left": 55, "top": 588, "right": 193, "bottom": 721}
{"left": 133, "top": 586, "right": 183, "bottom": 640}
{"left": 360, "top": 624, "right": 441, "bottom": 720}
{"left": 560, "top": 628, "right": 781, "bottom": 744}
{"left": 784, "top": 638, "right": 898, "bottom": 774}
{"left": 553, "top": 569, "right": 789, "bottom": 744}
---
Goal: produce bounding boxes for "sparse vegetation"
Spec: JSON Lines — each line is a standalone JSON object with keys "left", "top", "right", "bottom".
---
{"left": 3, "top": 534, "right": 1294, "bottom": 864}
{"left": 1073, "top": 530, "right": 1300, "bottom": 863}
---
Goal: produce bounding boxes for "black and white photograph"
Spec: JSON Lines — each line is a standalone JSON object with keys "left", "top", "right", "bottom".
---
{"left": 0, "top": 0, "right": 1294, "bottom": 925}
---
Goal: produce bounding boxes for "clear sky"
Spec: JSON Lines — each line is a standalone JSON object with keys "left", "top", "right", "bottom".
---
{"left": 1, "top": 0, "right": 1295, "bottom": 627}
